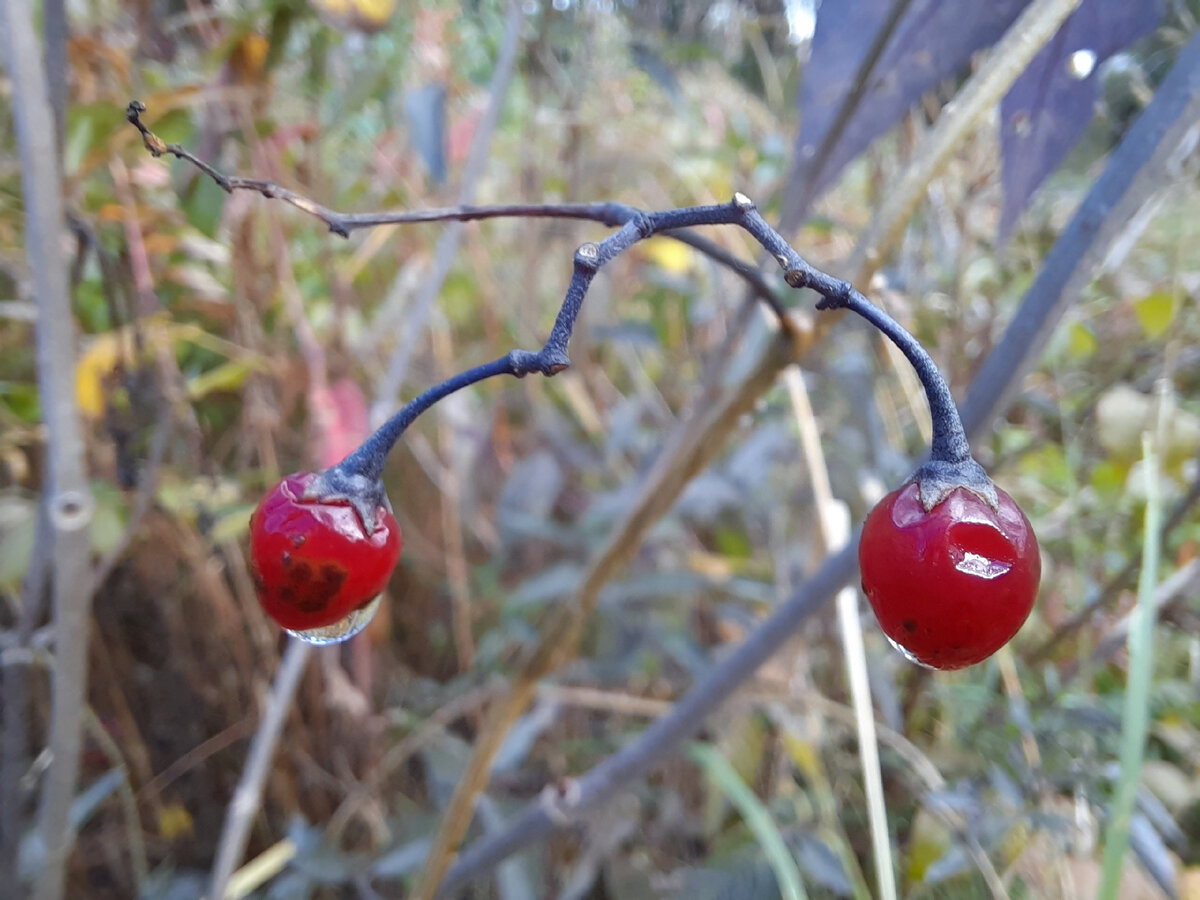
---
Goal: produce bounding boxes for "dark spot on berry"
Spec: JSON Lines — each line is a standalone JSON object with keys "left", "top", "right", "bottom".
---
{"left": 251, "top": 571, "right": 264, "bottom": 592}
{"left": 903, "top": 619, "right": 917, "bottom": 633}
{"left": 318, "top": 564, "right": 347, "bottom": 593}
{"left": 292, "top": 561, "right": 313, "bottom": 583}
{"left": 282, "top": 551, "right": 292, "bottom": 568}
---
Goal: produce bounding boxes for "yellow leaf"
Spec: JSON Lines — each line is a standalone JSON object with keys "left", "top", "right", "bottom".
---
{"left": 1067, "top": 321, "right": 1096, "bottom": 359}
{"left": 1133, "top": 291, "right": 1177, "bottom": 339}
{"left": 352, "top": 0, "right": 395, "bottom": 28}
{"left": 229, "top": 33, "right": 270, "bottom": 85}
{"left": 1181, "top": 866, "right": 1200, "bottom": 900}
{"left": 77, "top": 316, "right": 255, "bottom": 418}
{"left": 312, "top": 0, "right": 394, "bottom": 32}
{"left": 640, "top": 237, "right": 694, "bottom": 276}
{"left": 75, "top": 333, "right": 124, "bottom": 418}
{"left": 157, "top": 802, "right": 194, "bottom": 839}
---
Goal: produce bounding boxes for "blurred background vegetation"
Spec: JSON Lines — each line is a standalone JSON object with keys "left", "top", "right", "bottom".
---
{"left": 1, "top": 0, "right": 1199, "bottom": 897}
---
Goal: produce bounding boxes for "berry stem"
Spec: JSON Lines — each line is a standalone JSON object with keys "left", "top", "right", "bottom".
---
{"left": 825, "top": 289, "right": 971, "bottom": 466}
{"left": 336, "top": 351, "right": 553, "bottom": 482}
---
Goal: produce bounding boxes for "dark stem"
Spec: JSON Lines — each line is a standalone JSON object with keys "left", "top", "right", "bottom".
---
{"left": 823, "top": 290, "right": 971, "bottom": 466}
{"left": 336, "top": 351, "right": 561, "bottom": 483}
{"left": 335, "top": 197, "right": 797, "bottom": 482}
{"left": 328, "top": 192, "right": 976, "bottom": 488}
{"left": 729, "top": 199, "right": 971, "bottom": 467}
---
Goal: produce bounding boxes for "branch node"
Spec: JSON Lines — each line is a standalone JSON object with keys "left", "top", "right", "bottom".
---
{"left": 49, "top": 490, "right": 94, "bottom": 533}
{"left": 784, "top": 267, "right": 807, "bottom": 289}
{"left": 732, "top": 191, "right": 755, "bottom": 212}
{"left": 630, "top": 212, "right": 655, "bottom": 239}
{"left": 574, "top": 242, "right": 600, "bottom": 272}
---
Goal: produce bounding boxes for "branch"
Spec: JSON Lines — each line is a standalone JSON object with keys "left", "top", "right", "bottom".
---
{"left": 0, "top": 4, "right": 96, "bottom": 900}
{"left": 123, "top": 104, "right": 786, "bottom": 318}
{"left": 436, "top": 30, "right": 1200, "bottom": 891}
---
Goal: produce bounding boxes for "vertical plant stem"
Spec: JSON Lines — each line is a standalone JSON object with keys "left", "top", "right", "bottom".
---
{"left": 1, "top": 3, "right": 96, "bottom": 899}
{"left": 1097, "top": 431, "right": 1161, "bottom": 898}
{"left": 209, "top": 640, "right": 313, "bottom": 900}
{"left": 785, "top": 368, "right": 895, "bottom": 900}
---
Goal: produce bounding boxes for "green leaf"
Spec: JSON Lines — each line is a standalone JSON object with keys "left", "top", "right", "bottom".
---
{"left": 183, "top": 176, "right": 226, "bottom": 237}
{"left": 0, "top": 494, "right": 36, "bottom": 590}
{"left": 186, "top": 358, "right": 260, "bottom": 400}
{"left": 1098, "top": 434, "right": 1161, "bottom": 898}
{"left": 90, "top": 482, "right": 129, "bottom": 558}
{"left": 1133, "top": 292, "right": 1177, "bottom": 339}
{"left": 690, "top": 742, "right": 808, "bottom": 900}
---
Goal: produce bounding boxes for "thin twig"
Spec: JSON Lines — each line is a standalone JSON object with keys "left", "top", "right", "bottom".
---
{"left": 122, "top": 107, "right": 786, "bottom": 320}
{"left": 2, "top": 4, "right": 97, "bottom": 899}
{"left": 785, "top": 367, "right": 896, "bottom": 900}
{"left": 207, "top": 640, "right": 313, "bottom": 900}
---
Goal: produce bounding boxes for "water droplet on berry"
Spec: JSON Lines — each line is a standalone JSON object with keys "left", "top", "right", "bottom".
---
{"left": 884, "top": 633, "right": 936, "bottom": 670}
{"left": 284, "top": 594, "right": 382, "bottom": 645}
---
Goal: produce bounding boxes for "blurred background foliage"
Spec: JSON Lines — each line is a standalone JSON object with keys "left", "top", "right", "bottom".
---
{"left": 1, "top": 0, "right": 1199, "bottom": 897}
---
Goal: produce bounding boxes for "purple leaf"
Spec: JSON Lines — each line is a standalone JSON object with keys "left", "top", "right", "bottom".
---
{"left": 999, "top": 0, "right": 1162, "bottom": 240}
{"left": 794, "top": 0, "right": 1031, "bottom": 203}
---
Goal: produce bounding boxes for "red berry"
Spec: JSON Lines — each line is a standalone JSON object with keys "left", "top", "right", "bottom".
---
{"left": 249, "top": 472, "right": 401, "bottom": 633}
{"left": 859, "top": 482, "right": 1040, "bottom": 670}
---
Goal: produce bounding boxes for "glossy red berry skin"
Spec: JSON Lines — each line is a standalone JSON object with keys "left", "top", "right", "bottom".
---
{"left": 249, "top": 472, "right": 401, "bottom": 632}
{"left": 859, "top": 482, "right": 1040, "bottom": 670}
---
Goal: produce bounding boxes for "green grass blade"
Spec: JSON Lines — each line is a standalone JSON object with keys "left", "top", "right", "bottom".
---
{"left": 1098, "top": 432, "right": 1161, "bottom": 898}
{"left": 689, "top": 742, "right": 808, "bottom": 900}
